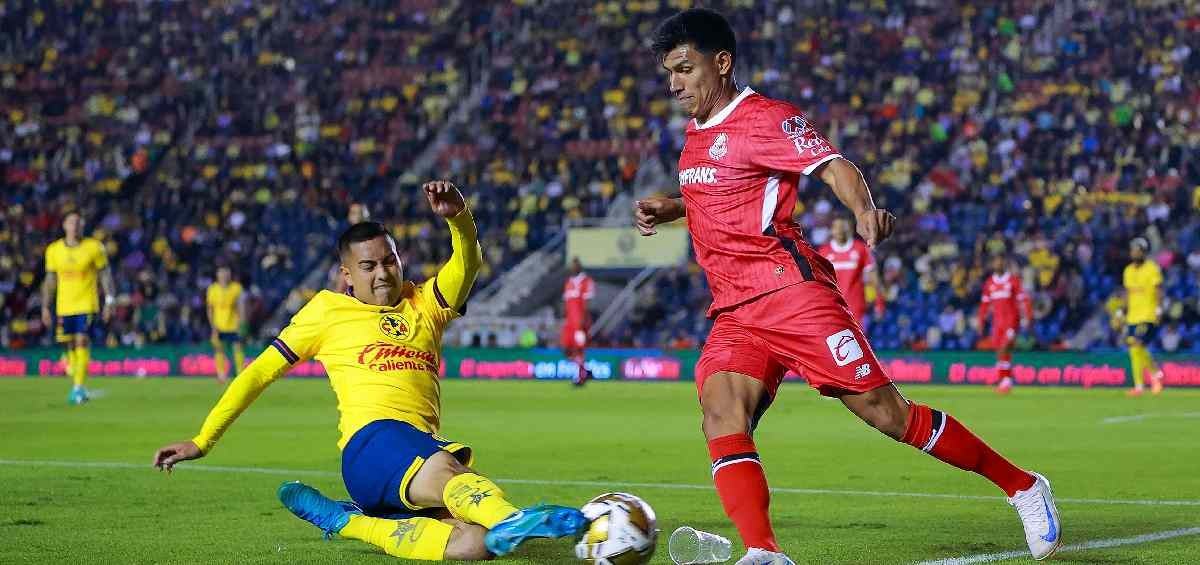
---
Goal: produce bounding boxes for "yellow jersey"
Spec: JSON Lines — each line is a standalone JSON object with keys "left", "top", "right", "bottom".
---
{"left": 44, "top": 237, "right": 108, "bottom": 316}
{"left": 206, "top": 282, "right": 244, "bottom": 333}
{"left": 1123, "top": 260, "right": 1162, "bottom": 325}
{"left": 192, "top": 210, "right": 481, "bottom": 452}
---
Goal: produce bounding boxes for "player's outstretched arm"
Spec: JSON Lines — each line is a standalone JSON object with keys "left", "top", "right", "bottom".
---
{"left": 634, "top": 196, "right": 686, "bottom": 236}
{"left": 152, "top": 350, "right": 292, "bottom": 472}
{"left": 426, "top": 180, "right": 482, "bottom": 311}
{"left": 816, "top": 158, "right": 895, "bottom": 248}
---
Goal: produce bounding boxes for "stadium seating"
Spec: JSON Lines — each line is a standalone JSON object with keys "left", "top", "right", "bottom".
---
{"left": 2, "top": 1, "right": 1198, "bottom": 353}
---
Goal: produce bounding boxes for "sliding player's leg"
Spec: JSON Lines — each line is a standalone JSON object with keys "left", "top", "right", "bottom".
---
{"left": 278, "top": 480, "right": 485, "bottom": 560}
{"left": 337, "top": 419, "right": 584, "bottom": 557}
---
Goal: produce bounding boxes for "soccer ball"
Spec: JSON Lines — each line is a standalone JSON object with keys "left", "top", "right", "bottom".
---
{"left": 574, "top": 492, "right": 658, "bottom": 565}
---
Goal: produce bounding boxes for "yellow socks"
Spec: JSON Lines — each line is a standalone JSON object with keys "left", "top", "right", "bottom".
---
{"left": 442, "top": 473, "right": 520, "bottom": 529}
{"left": 64, "top": 348, "right": 76, "bottom": 379}
{"left": 232, "top": 345, "right": 246, "bottom": 375}
{"left": 1129, "top": 347, "right": 1144, "bottom": 388}
{"left": 1130, "top": 345, "right": 1156, "bottom": 389}
{"left": 72, "top": 346, "right": 89, "bottom": 387}
{"left": 339, "top": 514, "right": 452, "bottom": 560}
{"left": 213, "top": 347, "right": 228, "bottom": 379}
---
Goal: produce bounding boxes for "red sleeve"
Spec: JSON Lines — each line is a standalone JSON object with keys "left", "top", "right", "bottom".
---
{"left": 583, "top": 276, "right": 595, "bottom": 300}
{"left": 978, "top": 282, "right": 990, "bottom": 329}
{"left": 748, "top": 103, "right": 842, "bottom": 176}
{"left": 1015, "top": 278, "right": 1032, "bottom": 321}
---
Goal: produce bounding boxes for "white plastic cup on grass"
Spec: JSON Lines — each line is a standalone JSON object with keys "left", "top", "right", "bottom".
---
{"left": 669, "top": 526, "right": 733, "bottom": 564}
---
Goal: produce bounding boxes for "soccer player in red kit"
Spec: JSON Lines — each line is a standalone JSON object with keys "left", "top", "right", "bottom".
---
{"left": 979, "top": 254, "right": 1032, "bottom": 394}
{"left": 562, "top": 257, "right": 595, "bottom": 385}
{"left": 818, "top": 217, "right": 884, "bottom": 324}
{"left": 635, "top": 10, "right": 1060, "bottom": 564}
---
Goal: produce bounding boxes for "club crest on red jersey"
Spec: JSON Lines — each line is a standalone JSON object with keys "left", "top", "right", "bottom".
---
{"left": 708, "top": 132, "right": 728, "bottom": 160}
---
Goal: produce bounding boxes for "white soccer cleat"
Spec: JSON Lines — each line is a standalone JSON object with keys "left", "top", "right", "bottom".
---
{"left": 735, "top": 548, "right": 796, "bottom": 565}
{"left": 1007, "top": 472, "right": 1062, "bottom": 560}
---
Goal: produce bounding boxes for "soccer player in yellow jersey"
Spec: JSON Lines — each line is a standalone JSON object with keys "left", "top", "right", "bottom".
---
{"left": 206, "top": 266, "right": 245, "bottom": 382}
{"left": 153, "top": 181, "right": 587, "bottom": 560}
{"left": 1122, "top": 237, "right": 1165, "bottom": 396}
{"left": 40, "top": 211, "right": 115, "bottom": 405}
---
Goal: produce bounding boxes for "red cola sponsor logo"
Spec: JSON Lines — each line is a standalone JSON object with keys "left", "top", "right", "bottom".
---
{"left": 358, "top": 341, "right": 437, "bottom": 372}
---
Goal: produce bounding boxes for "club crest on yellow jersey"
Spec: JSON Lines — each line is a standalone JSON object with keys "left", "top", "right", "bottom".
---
{"left": 379, "top": 313, "right": 411, "bottom": 341}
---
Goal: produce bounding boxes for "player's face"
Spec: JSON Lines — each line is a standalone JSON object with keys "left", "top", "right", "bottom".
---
{"left": 831, "top": 219, "right": 851, "bottom": 242}
{"left": 342, "top": 236, "right": 405, "bottom": 306}
{"left": 348, "top": 203, "right": 367, "bottom": 224}
{"left": 990, "top": 256, "right": 1006, "bottom": 273}
{"left": 63, "top": 214, "right": 82, "bottom": 239}
{"left": 661, "top": 44, "right": 732, "bottom": 119}
{"left": 1130, "top": 244, "right": 1145, "bottom": 261}
{"left": 217, "top": 268, "right": 231, "bottom": 284}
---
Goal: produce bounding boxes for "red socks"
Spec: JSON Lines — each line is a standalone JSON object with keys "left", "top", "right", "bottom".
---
{"left": 996, "top": 351, "right": 1012, "bottom": 382}
{"left": 707, "top": 434, "right": 780, "bottom": 551}
{"left": 900, "top": 403, "right": 1035, "bottom": 496}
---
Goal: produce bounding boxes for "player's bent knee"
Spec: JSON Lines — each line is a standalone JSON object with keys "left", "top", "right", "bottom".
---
{"left": 442, "top": 521, "right": 492, "bottom": 561}
{"left": 407, "top": 451, "right": 471, "bottom": 508}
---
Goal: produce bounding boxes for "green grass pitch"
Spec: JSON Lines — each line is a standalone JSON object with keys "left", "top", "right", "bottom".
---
{"left": 1, "top": 377, "right": 1198, "bottom": 564}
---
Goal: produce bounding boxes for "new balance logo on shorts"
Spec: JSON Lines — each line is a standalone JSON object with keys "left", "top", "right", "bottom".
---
{"left": 854, "top": 363, "right": 872, "bottom": 380}
{"left": 826, "top": 329, "right": 864, "bottom": 367}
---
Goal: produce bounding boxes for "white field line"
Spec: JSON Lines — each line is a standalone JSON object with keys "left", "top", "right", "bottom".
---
{"left": 1102, "top": 411, "right": 1200, "bottom": 424}
{"left": 910, "top": 526, "right": 1200, "bottom": 564}
{"left": 1, "top": 459, "right": 1199, "bottom": 507}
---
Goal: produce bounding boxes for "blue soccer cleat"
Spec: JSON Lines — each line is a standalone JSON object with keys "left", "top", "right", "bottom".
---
{"left": 484, "top": 504, "right": 589, "bottom": 556}
{"left": 67, "top": 385, "right": 89, "bottom": 406}
{"left": 277, "top": 481, "right": 358, "bottom": 539}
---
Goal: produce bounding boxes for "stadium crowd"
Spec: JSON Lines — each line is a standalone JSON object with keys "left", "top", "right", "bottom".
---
{"left": 3, "top": 1, "right": 1198, "bottom": 354}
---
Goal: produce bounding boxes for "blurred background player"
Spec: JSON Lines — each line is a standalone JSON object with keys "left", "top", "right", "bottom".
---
{"left": 40, "top": 211, "right": 115, "bottom": 405}
{"left": 329, "top": 202, "right": 371, "bottom": 293}
{"left": 206, "top": 266, "right": 246, "bottom": 383}
{"left": 978, "top": 254, "right": 1031, "bottom": 394}
{"left": 818, "top": 216, "right": 884, "bottom": 324}
{"left": 1122, "top": 238, "right": 1164, "bottom": 396}
{"left": 153, "top": 181, "right": 586, "bottom": 561}
{"left": 636, "top": 10, "right": 1059, "bottom": 564}
{"left": 562, "top": 257, "right": 595, "bottom": 386}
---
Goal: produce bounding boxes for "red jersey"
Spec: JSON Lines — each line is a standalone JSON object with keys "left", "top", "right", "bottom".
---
{"left": 678, "top": 87, "right": 843, "bottom": 316}
{"left": 978, "top": 272, "right": 1031, "bottom": 329}
{"left": 818, "top": 238, "right": 874, "bottom": 316}
{"left": 563, "top": 272, "right": 594, "bottom": 327}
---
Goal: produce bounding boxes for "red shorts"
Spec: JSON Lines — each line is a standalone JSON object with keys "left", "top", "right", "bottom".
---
{"left": 696, "top": 282, "right": 892, "bottom": 399}
{"left": 991, "top": 324, "right": 1017, "bottom": 348}
{"left": 561, "top": 324, "right": 588, "bottom": 349}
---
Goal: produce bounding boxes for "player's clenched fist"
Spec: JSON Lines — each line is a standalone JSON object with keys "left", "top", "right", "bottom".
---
{"left": 153, "top": 441, "right": 203, "bottom": 473}
{"left": 423, "top": 180, "right": 467, "bottom": 218}
{"left": 634, "top": 197, "right": 686, "bottom": 236}
{"left": 855, "top": 208, "right": 895, "bottom": 248}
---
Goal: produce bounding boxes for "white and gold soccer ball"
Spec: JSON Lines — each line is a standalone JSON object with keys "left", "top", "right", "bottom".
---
{"left": 574, "top": 492, "right": 659, "bottom": 565}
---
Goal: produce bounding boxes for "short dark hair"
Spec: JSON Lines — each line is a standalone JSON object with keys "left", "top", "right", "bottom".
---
{"left": 338, "top": 221, "right": 392, "bottom": 257}
{"left": 651, "top": 8, "right": 736, "bottom": 64}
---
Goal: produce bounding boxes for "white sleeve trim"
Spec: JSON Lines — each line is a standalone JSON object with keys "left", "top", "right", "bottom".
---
{"left": 802, "top": 153, "right": 842, "bottom": 176}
